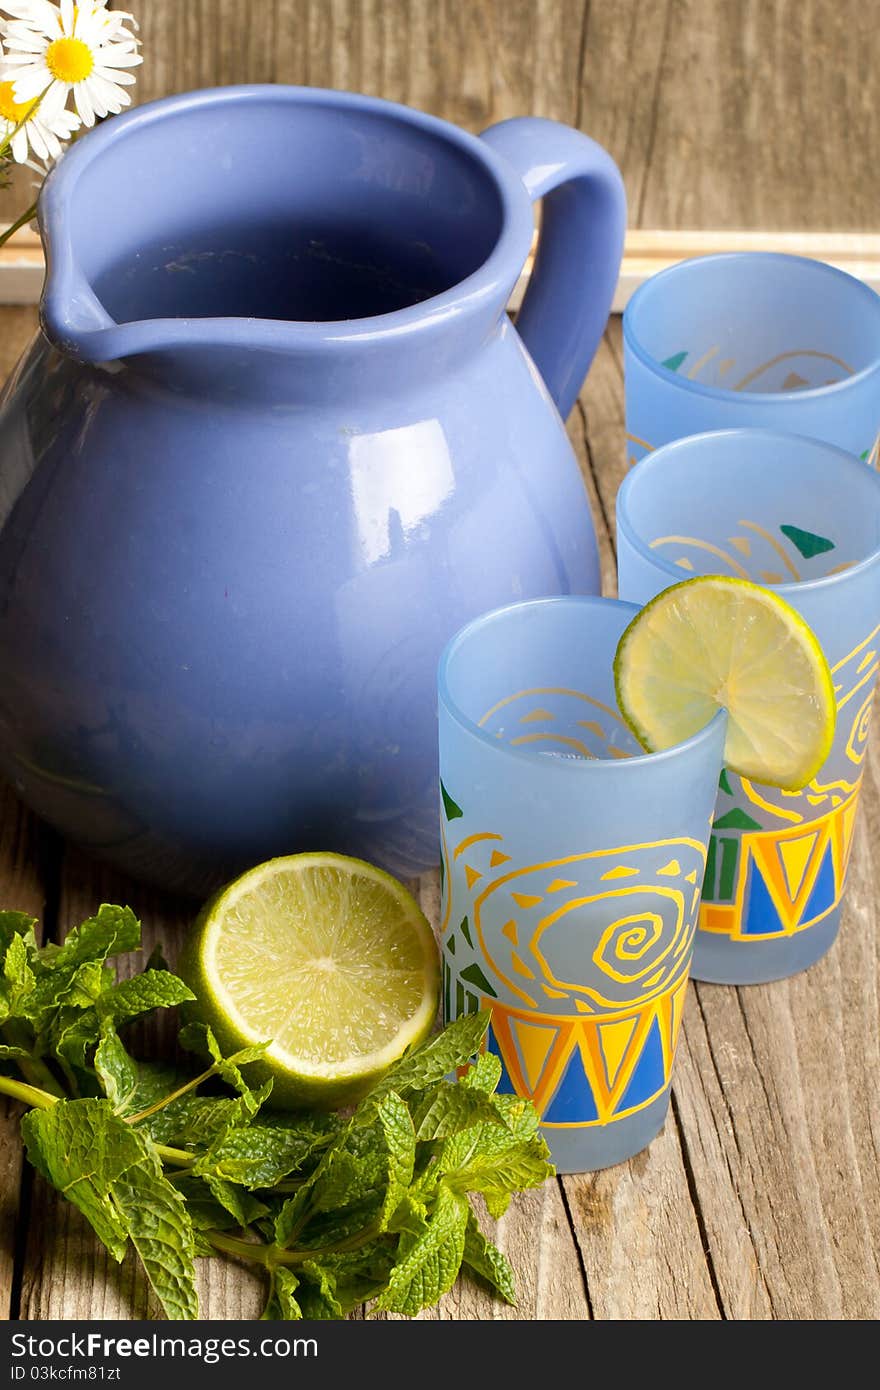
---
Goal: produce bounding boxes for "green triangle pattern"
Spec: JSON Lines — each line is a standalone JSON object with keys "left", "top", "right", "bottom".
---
{"left": 713, "top": 806, "right": 763, "bottom": 831}
{"left": 460, "top": 962, "right": 497, "bottom": 997}
{"left": 661, "top": 350, "right": 688, "bottom": 372}
{"left": 459, "top": 916, "right": 473, "bottom": 949}
{"left": 719, "top": 768, "right": 734, "bottom": 795}
{"left": 780, "top": 523, "right": 835, "bottom": 559}
{"left": 441, "top": 781, "right": 463, "bottom": 820}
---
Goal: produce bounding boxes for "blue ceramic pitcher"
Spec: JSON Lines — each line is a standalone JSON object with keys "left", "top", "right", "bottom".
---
{"left": 0, "top": 86, "right": 625, "bottom": 894}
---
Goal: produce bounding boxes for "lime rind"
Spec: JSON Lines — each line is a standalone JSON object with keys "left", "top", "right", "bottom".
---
{"left": 614, "top": 575, "right": 836, "bottom": 791}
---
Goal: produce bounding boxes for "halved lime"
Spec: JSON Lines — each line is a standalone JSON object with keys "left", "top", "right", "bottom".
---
{"left": 614, "top": 576, "right": 836, "bottom": 790}
{"left": 184, "top": 853, "right": 440, "bottom": 1108}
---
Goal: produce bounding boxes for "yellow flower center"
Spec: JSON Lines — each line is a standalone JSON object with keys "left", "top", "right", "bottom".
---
{"left": 0, "top": 81, "right": 38, "bottom": 124}
{"left": 45, "top": 36, "right": 95, "bottom": 84}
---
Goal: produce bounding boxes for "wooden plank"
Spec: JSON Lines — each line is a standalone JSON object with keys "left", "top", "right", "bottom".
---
{"left": 578, "top": 0, "right": 880, "bottom": 231}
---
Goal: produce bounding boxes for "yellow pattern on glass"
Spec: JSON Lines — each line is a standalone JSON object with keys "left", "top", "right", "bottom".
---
{"left": 467, "top": 840, "right": 705, "bottom": 1013}
{"left": 509, "top": 732, "right": 596, "bottom": 757}
{"left": 732, "top": 348, "right": 855, "bottom": 391}
{"left": 738, "top": 519, "right": 802, "bottom": 581}
{"left": 700, "top": 785, "right": 861, "bottom": 940}
{"left": 546, "top": 878, "right": 578, "bottom": 893}
{"left": 511, "top": 892, "right": 543, "bottom": 909}
{"left": 686, "top": 345, "right": 720, "bottom": 379}
{"left": 658, "top": 859, "right": 681, "bottom": 876}
{"left": 519, "top": 707, "right": 554, "bottom": 723}
{"left": 601, "top": 865, "right": 639, "bottom": 880}
{"left": 511, "top": 952, "right": 536, "bottom": 980}
{"left": 484, "top": 977, "right": 690, "bottom": 1129}
{"left": 453, "top": 832, "right": 503, "bottom": 860}
{"left": 649, "top": 535, "right": 751, "bottom": 578}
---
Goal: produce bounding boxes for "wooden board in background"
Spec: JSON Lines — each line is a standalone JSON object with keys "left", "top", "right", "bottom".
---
{"left": 3, "top": 0, "right": 878, "bottom": 230}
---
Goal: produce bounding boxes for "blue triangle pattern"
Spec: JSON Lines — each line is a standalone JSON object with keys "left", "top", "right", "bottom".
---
{"left": 616, "top": 1016, "right": 665, "bottom": 1114}
{"left": 802, "top": 843, "right": 836, "bottom": 924}
{"left": 486, "top": 1025, "right": 517, "bottom": 1095}
{"left": 543, "top": 1044, "right": 598, "bottom": 1124}
{"left": 742, "top": 863, "right": 782, "bottom": 936}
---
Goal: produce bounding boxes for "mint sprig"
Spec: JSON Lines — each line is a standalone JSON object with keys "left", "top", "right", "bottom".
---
{"left": 0, "top": 905, "right": 554, "bottom": 1320}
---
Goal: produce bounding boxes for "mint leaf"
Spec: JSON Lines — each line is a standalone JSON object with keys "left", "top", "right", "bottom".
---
{"left": 198, "top": 1120, "right": 332, "bottom": 1190}
{"left": 0, "top": 912, "right": 37, "bottom": 960}
{"left": 111, "top": 1161, "right": 199, "bottom": 1320}
{"left": 2, "top": 931, "right": 35, "bottom": 1015}
{"left": 262, "top": 1268, "right": 302, "bottom": 1320}
{"left": 277, "top": 1092, "right": 414, "bottom": 1252}
{"left": 0, "top": 1043, "right": 32, "bottom": 1061}
{"left": 141, "top": 1092, "right": 242, "bottom": 1147}
{"left": 99, "top": 971, "right": 194, "bottom": 1025}
{"left": 44, "top": 905, "right": 140, "bottom": 971}
{"left": 178, "top": 1022, "right": 268, "bottom": 1093}
{"left": 200, "top": 1174, "right": 269, "bottom": 1227}
{"left": 461, "top": 1051, "right": 502, "bottom": 1093}
{"left": 437, "top": 1098, "right": 553, "bottom": 1219}
{"left": 411, "top": 1079, "right": 505, "bottom": 1141}
{"left": 462, "top": 1211, "right": 516, "bottom": 1304}
{"left": 94, "top": 1027, "right": 139, "bottom": 1112}
{"left": 372, "top": 1013, "right": 490, "bottom": 1099}
{"left": 376, "top": 1183, "right": 469, "bottom": 1315}
{"left": 297, "top": 1261, "right": 343, "bottom": 1319}
{"left": 21, "top": 1099, "right": 146, "bottom": 1260}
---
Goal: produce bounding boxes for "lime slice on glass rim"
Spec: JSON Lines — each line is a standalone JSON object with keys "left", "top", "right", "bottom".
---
{"left": 183, "top": 853, "right": 440, "bottom": 1109}
{"left": 613, "top": 575, "right": 836, "bottom": 791}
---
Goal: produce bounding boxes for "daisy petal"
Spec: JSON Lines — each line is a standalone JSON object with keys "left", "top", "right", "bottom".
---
{"left": 74, "top": 81, "right": 94, "bottom": 126}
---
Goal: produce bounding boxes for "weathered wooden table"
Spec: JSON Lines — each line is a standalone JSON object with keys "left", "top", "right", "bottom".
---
{"left": 1, "top": 303, "right": 878, "bottom": 1322}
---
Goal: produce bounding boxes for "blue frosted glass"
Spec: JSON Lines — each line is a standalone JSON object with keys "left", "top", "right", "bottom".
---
{"left": 437, "top": 596, "right": 725, "bottom": 1172}
{"left": 624, "top": 253, "right": 880, "bottom": 468}
{"left": 617, "top": 429, "right": 880, "bottom": 984}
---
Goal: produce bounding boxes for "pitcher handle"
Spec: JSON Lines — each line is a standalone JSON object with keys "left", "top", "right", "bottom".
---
{"left": 480, "top": 116, "right": 626, "bottom": 420}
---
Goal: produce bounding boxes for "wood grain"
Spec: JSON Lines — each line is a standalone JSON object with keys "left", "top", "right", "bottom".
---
{"left": 108, "top": 0, "right": 880, "bottom": 231}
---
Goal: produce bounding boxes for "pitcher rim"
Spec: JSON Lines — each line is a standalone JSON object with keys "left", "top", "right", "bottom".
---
{"left": 38, "top": 84, "right": 535, "bottom": 360}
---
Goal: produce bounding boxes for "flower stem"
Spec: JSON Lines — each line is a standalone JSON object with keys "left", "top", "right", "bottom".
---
{"left": 0, "top": 201, "right": 38, "bottom": 251}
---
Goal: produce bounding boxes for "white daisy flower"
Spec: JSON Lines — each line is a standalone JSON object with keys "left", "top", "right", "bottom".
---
{"left": 1, "top": 1, "right": 142, "bottom": 130}
{"left": 0, "top": 73, "right": 80, "bottom": 161}
{"left": 0, "top": 34, "right": 80, "bottom": 163}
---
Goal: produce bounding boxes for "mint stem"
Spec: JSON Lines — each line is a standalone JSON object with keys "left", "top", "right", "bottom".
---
{"left": 0, "top": 1073, "right": 197, "bottom": 1168}
{"left": 1, "top": 1025, "right": 67, "bottom": 1099}
{"left": 125, "top": 1064, "right": 215, "bottom": 1126}
{"left": 0, "top": 1074, "right": 57, "bottom": 1110}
